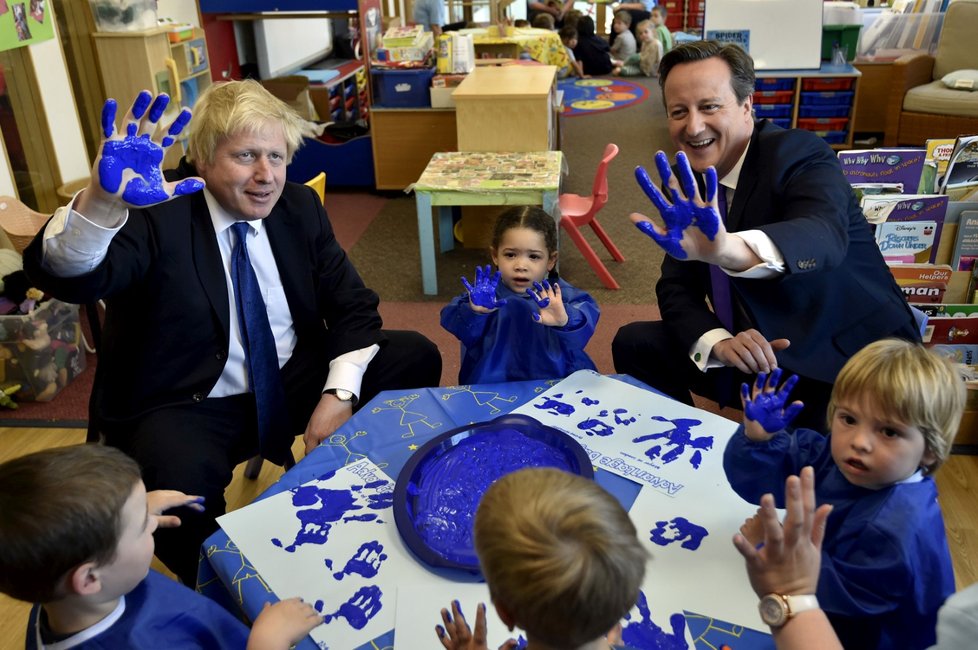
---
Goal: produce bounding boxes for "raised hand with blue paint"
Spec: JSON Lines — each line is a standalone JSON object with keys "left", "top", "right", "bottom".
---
{"left": 462, "top": 265, "right": 507, "bottom": 313}
{"left": 93, "top": 91, "right": 204, "bottom": 209}
{"left": 527, "top": 279, "right": 569, "bottom": 327}
{"left": 741, "top": 368, "right": 805, "bottom": 441}
{"left": 632, "top": 150, "right": 721, "bottom": 260}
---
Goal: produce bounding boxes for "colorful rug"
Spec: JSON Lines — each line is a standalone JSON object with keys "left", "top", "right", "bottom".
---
{"left": 559, "top": 78, "right": 650, "bottom": 117}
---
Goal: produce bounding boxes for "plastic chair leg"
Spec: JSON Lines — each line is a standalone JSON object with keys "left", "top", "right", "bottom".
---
{"left": 561, "top": 220, "right": 620, "bottom": 290}
{"left": 589, "top": 218, "right": 625, "bottom": 262}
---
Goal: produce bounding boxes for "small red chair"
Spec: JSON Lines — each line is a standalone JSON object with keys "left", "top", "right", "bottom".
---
{"left": 559, "top": 143, "right": 624, "bottom": 290}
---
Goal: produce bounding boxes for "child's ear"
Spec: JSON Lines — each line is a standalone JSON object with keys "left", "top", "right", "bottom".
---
{"left": 547, "top": 251, "right": 558, "bottom": 271}
{"left": 490, "top": 247, "right": 499, "bottom": 267}
{"left": 921, "top": 448, "right": 939, "bottom": 473}
{"left": 493, "top": 600, "right": 517, "bottom": 632}
{"left": 68, "top": 562, "right": 103, "bottom": 596}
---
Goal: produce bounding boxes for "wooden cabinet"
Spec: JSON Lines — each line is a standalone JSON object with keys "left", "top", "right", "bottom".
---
{"left": 453, "top": 65, "right": 559, "bottom": 152}
{"left": 754, "top": 64, "right": 862, "bottom": 150}
{"left": 370, "top": 108, "right": 458, "bottom": 190}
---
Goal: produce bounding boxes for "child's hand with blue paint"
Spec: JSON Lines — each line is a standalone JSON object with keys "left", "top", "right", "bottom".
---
{"left": 248, "top": 597, "right": 323, "bottom": 650}
{"left": 87, "top": 90, "right": 204, "bottom": 214}
{"left": 631, "top": 150, "right": 722, "bottom": 261}
{"left": 463, "top": 265, "right": 507, "bottom": 313}
{"left": 436, "top": 600, "right": 494, "bottom": 650}
{"left": 146, "top": 490, "right": 204, "bottom": 529}
{"left": 741, "top": 368, "right": 804, "bottom": 441}
{"left": 527, "top": 280, "right": 568, "bottom": 327}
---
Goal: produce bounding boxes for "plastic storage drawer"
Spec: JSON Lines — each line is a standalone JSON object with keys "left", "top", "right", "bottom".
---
{"left": 753, "top": 90, "right": 794, "bottom": 104}
{"left": 372, "top": 67, "right": 435, "bottom": 108}
{"left": 798, "top": 117, "right": 849, "bottom": 131}
{"left": 800, "top": 90, "right": 854, "bottom": 106}
{"left": 799, "top": 105, "right": 851, "bottom": 118}
{"left": 755, "top": 78, "right": 795, "bottom": 91}
{"left": 754, "top": 104, "right": 793, "bottom": 118}
{"left": 801, "top": 77, "right": 854, "bottom": 91}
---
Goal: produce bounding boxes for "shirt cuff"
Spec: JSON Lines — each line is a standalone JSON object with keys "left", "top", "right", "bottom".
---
{"left": 42, "top": 195, "right": 128, "bottom": 276}
{"left": 690, "top": 328, "right": 733, "bottom": 371}
{"left": 323, "top": 344, "right": 381, "bottom": 401}
{"left": 722, "top": 230, "right": 785, "bottom": 279}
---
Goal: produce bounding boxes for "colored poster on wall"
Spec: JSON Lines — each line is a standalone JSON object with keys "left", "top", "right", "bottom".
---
{"left": 0, "top": 1, "right": 54, "bottom": 53}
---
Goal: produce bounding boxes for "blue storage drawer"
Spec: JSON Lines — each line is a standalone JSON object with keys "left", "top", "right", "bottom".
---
{"left": 799, "top": 105, "right": 851, "bottom": 118}
{"left": 372, "top": 67, "right": 435, "bottom": 108}
{"left": 754, "top": 103, "right": 793, "bottom": 118}
{"left": 755, "top": 78, "right": 795, "bottom": 91}
{"left": 800, "top": 91, "right": 854, "bottom": 106}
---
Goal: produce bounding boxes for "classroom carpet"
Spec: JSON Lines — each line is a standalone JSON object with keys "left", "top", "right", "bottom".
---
{"left": 558, "top": 77, "right": 651, "bottom": 117}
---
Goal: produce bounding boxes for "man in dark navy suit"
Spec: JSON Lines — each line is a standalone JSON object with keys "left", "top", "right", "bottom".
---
{"left": 612, "top": 41, "right": 918, "bottom": 430}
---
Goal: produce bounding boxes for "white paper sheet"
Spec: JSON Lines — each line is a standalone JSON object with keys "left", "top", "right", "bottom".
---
{"left": 218, "top": 459, "right": 435, "bottom": 649}
{"left": 394, "top": 583, "right": 521, "bottom": 649}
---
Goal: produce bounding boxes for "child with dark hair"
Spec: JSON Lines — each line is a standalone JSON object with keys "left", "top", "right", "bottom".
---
{"left": 558, "top": 24, "right": 588, "bottom": 79}
{"left": 441, "top": 206, "right": 599, "bottom": 384}
{"left": 572, "top": 16, "right": 613, "bottom": 76}
{"left": 0, "top": 444, "right": 323, "bottom": 650}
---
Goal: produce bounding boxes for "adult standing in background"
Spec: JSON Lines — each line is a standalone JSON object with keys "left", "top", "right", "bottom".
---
{"left": 413, "top": 0, "right": 445, "bottom": 37}
{"left": 612, "top": 41, "right": 919, "bottom": 430}
{"left": 24, "top": 80, "right": 442, "bottom": 586}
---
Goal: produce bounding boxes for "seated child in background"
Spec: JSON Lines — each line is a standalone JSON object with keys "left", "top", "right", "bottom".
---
{"left": 572, "top": 15, "right": 613, "bottom": 76}
{"left": 441, "top": 206, "right": 599, "bottom": 385}
{"left": 649, "top": 5, "right": 672, "bottom": 53}
{"left": 562, "top": 8, "right": 583, "bottom": 31}
{"left": 557, "top": 24, "right": 588, "bottom": 79}
{"left": 514, "top": 18, "right": 530, "bottom": 27}
{"left": 615, "top": 19, "right": 662, "bottom": 77}
{"left": 0, "top": 445, "right": 323, "bottom": 650}
{"left": 531, "top": 12, "right": 555, "bottom": 30}
{"left": 609, "top": 11, "right": 637, "bottom": 67}
{"left": 723, "top": 339, "right": 965, "bottom": 650}
{"left": 435, "top": 468, "right": 648, "bottom": 649}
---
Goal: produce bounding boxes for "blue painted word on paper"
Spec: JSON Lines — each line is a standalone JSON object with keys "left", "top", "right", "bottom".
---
{"left": 632, "top": 416, "right": 713, "bottom": 469}
{"left": 649, "top": 517, "right": 709, "bottom": 550}
{"left": 578, "top": 441, "right": 684, "bottom": 496}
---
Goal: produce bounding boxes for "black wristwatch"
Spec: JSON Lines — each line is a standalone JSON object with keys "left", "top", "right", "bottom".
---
{"left": 758, "top": 593, "right": 819, "bottom": 628}
{"left": 324, "top": 388, "right": 357, "bottom": 406}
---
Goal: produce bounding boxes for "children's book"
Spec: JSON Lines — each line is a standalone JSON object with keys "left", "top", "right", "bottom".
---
{"left": 888, "top": 263, "right": 953, "bottom": 303}
{"left": 861, "top": 194, "right": 948, "bottom": 263}
{"left": 382, "top": 24, "right": 425, "bottom": 47}
{"left": 838, "top": 148, "right": 926, "bottom": 193}
{"left": 951, "top": 210, "right": 978, "bottom": 271}
{"left": 939, "top": 135, "right": 978, "bottom": 201}
{"left": 918, "top": 138, "right": 957, "bottom": 193}
{"left": 912, "top": 303, "right": 978, "bottom": 318}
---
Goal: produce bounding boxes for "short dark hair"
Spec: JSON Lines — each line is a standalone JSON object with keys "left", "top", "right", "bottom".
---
{"left": 559, "top": 24, "right": 578, "bottom": 42}
{"left": 658, "top": 40, "right": 755, "bottom": 105}
{"left": 0, "top": 444, "right": 141, "bottom": 603}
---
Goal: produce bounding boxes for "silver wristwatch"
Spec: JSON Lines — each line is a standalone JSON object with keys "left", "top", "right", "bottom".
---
{"left": 324, "top": 388, "right": 356, "bottom": 405}
{"left": 758, "top": 593, "right": 819, "bottom": 628}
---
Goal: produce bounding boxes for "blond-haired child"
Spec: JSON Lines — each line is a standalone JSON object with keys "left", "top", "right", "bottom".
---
{"left": 724, "top": 338, "right": 965, "bottom": 650}
{"left": 614, "top": 18, "right": 662, "bottom": 77}
{"left": 436, "top": 468, "right": 647, "bottom": 649}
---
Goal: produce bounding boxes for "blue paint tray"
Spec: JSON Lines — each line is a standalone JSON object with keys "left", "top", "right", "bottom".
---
{"left": 392, "top": 414, "right": 592, "bottom": 574}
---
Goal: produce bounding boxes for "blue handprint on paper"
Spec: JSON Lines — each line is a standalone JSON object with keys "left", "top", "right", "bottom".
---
{"left": 742, "top": 369, "right": 804, "bottom": 434}
{"left": 98, "top": 91, "right": 202, "bottom": 206}
{"left": 333, "top": 541, "right": 387, "bottom": 580}
{"left": 633, "top": 416, "right": 713, "bottom": 469}
{"left": 649, "top": 517, "right": 709, "bottom": 551}
{"left": 622, "top": 590, "right": 688, "bottom": 650}
{"left": 320, "top": 585, "right": 383, "bottom": 630}
{"left": 462, "top": 265, "right": 507, "bottom": 310}
{"left": 634, "top": 151, "right": 720, "bottom": 260}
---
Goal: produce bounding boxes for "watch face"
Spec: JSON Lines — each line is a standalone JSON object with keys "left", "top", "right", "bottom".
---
{"left": 759, "top": 595, "right": 787, "bottom": 627}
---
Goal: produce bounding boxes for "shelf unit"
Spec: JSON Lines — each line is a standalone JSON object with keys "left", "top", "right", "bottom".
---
{"left": 754, "top": 64, "right": 862, "bottom": 150}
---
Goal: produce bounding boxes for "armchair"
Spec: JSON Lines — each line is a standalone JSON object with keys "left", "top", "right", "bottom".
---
{"left": 882, "top": 0, "right": 978, "bottom": 146}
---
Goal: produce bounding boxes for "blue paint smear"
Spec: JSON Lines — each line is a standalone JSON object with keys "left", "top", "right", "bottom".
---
{"left": 577, "top": 418, "right": 615, "bottom": 437}
{"left": 411, "top": 427, "right": 576, "bottom": 564}
{"left": 534, "top": 393, "right": 575, "bottom": 416}
{"left": 649, "top": 517, "right": 709, "bottom": 550}
{"left": 622, "top": 590, "right": 688, "bottom": 649}
{"left": 322, "top": 585, "right": 383, "bottom": 630}
{"left": 582, "top": 397, "right": 600, "bottom": 406}
{"left": 269, "top": 479, "right": 389, "bottom": 552}
{"left": 334, "top": 541, "right": 387, "bottom": 580}
{"left": 632, "top": 416, "right": 713, "bottom": 468}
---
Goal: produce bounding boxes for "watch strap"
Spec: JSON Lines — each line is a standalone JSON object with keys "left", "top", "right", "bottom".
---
{"left": 324, "top": 388, "right": 357, "bottom": 405}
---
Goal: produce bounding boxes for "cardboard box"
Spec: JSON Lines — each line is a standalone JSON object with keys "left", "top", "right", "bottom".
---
{"left": 0, "top": 299, "right": 87, "bottom": 402}
{"left": 430, "top": 86, "right": 456, "bottom": 108}
{"left": 261, "top": 76, "right": 319, "bottom": 122}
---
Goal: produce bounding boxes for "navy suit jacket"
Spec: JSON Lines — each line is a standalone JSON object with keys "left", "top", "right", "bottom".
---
{"left": 24, "top": 161, "right": 386, "bottom": 461}
{"left": 656, "top": 121, "right": 919, "bottom": 384}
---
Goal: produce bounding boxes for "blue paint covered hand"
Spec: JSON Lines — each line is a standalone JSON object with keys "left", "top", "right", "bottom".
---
{"left": 462, "top": 265, "right": 507, "bottom": 312}
{"left": 621, "top": 590, "right": 688, "bottom": 650}
{"left": 528, "top": 280, "right": 568, "bottom": 327}
{"left": 436, "top": 600, "right": 493, "bottom": 650}
{"left": 95, "top": 91, "right": 204, "bottom": 208}
{"left": 632, "top": 150, "right": 722, "bottom": 261}
{"left": 741, "top": 368, "right": 804, "bottom": 440}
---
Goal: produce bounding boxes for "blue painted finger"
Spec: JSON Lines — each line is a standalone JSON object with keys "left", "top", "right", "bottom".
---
{"left": 676, "top": 151, "right": 699, "bottom": 202}
{"left": 531, "top": 311, "right": 541, "bottom": 322}
{"left": 148, "top": 94, "right": 169, "bottom": 123}
{"left": 703, "top": 166, "right": 718, "bottom": 204}
{"left": 130, "top": 90, "right": 153, "bottom": 120}
{"left": 782, "top": 401, "right": 804, "bottom": 427}
{"left": 741, "top": 382, "right": 750, "bottom": 403}
{"left": 461, "top": 276, "right": 476, "bottom": 293}
{"left": 542, "top": 279, "right": 552, "bottom": 292}
{"left": 635, "top": 165, "right": 672, "bottom": 215}
{"left": 101, "top": 99, "right": 118, "bottom": 138}
{"left": 754, "top": 371, "right": 769, "bottom": 394}
{"left": 490, "top": 269, "right": 502, "bottom": 288}
{"left": 173, "top": 178, "right": 204, "bottom": 196}
{"left": 777, "top": 373, "right": 798, "bottom": 401}
{"left": 533, "top": 281, "right": 544, "bottom": 293}
{"left": 767, "top": 368, "right": 783, "bottom": 391}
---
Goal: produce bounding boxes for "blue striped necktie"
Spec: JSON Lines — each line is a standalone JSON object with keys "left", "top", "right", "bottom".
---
{"left": 230, "top": 222, "right": 288, "bottom": 463}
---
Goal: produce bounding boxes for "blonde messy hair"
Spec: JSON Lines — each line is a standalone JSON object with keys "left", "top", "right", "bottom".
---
{"left": 828, "top": 338, "right": 965, "bottom": 474}
{"left": 186, "top": 79, "right": 304, "bottom": 166}
{"left": 474, "top": 468, "right": 648, "bottom": 646}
